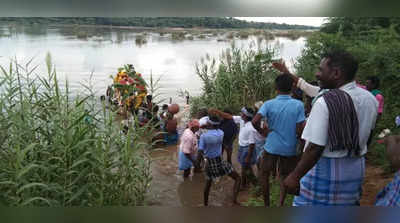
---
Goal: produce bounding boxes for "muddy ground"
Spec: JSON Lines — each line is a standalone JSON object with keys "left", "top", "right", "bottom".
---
{"left": 146, "top": 144, "right": 394, "bottom": 206}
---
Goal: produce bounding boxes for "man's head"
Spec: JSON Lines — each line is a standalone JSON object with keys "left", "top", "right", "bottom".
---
{"left": 366, "top": 76, "right": 380, "bottom": 91}
{"left": 162, "top": 104, "right": 168, "bottom": 111}
{"left": 197, "top": 108, "right": 208, "bottom": 119}
{"left": 146, "top": 95, "right": 152, "bottom": 102}
{"left": 275, "top": 73, "right": 294, "bottom": 94}
{"left": 316, "top": 50, "right": 358, "bottom": 89}
{"left": 188, "top": 119, "right": 200, "bottom": 133}
{"left": 240, "top": 107, "right": 254, "bottom": 122}
{"left": 222, "top": 108, "right": 233, "bottom": 120}
{"left": 207, "top": 115, "right": 221, "bottom": 129}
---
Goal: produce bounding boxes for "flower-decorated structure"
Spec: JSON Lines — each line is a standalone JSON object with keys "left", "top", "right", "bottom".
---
{"left": 107, "top": 64, "right": 148, "bottom": 114}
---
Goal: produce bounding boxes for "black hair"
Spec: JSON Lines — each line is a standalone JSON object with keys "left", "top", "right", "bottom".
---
{"left": 197, "top": 108, "right": 208, "bottom": 119}
{"left": 244, "top": 107, "right": 254, "bottom": 115}
{"left": 275, "top": 73, "right": 294, "bottom": 93}
{"left": 146, "top": 95, "right": 152, "bottom": 101}
{"left": 223, "top": 108, "right": 233, "bottom": 115}
{"left": 243, "top": 107, "right": 255, "bottom": 121}
{"left": 208, "top": 115, "right": 221, "bottom": 126}
{"left": 100, "top": 95, "right": 106, "bottom": 101}
{"left": 162, "top": 104, "right": 168, "bottom": 110}
{"left": 322, "top": 50, "right": 358, "bottom": 81}
{"left": 367, "top": 76, "right": 380, "bottom": 89}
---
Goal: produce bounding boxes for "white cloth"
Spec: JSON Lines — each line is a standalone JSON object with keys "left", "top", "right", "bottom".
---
{"left": 196, "top": 116, "right": 209, "bottom": 138}
{"left": 302, "top": 81, "right": 378, "bottom": 158}
{"left": 297, "top": 78, "right": 320, "bottom": 97}
{"left": 233, "top": 116, "right": 258, "bottom": 147}
{"left": 199, "top": 116, "right": 209, "bottom": 127}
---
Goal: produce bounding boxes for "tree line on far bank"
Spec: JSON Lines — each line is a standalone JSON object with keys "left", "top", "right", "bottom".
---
{"left": 0, "top": 17, "right": 318, "bottom": 30}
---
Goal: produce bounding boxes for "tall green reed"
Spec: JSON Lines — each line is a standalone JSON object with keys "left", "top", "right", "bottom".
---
{"left": 191, "top": 41, "right": 279, "bottom": 115}
{"left": 0, "top": 55, "right": 153, "bottom": 206}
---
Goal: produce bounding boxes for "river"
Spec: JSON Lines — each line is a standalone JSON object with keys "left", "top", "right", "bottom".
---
{"left": 0, "top": 25, "right": 307, "bottom": 104}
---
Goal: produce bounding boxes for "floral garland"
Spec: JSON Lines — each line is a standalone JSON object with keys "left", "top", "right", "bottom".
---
{"left": 109, "top": 64, "right": 148, "bottom": 110}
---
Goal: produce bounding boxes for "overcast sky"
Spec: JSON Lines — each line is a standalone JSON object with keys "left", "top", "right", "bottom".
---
{"left": 236, "top": 17, "right": 327, "bottom": 27}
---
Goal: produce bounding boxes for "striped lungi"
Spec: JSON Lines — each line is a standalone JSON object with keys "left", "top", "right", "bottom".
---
{"left": 375, "top": 171, "right": 400, "bottom": 206}
{"left": 293, "top": 156, "right": 365, "bottom": 206}
{"left": 204, "top": 156, "right": 233, "bottom": 180}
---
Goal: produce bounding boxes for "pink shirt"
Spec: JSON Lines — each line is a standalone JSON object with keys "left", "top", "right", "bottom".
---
{"left": 376, "top": 94, "right": 384, "bottom": 114}
{"left": 179, "top": 129, "right": 197, "bottom": 154}
{"left": 356, "top": 82, "right": 367, "bottom": 90}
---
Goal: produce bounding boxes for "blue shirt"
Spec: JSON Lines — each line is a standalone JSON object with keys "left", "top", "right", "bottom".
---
{"left": 198, "top": 129, "right": 224, "bottom": 159}
{"left": 258, "top": 95, "right": 305, "bottom": 156}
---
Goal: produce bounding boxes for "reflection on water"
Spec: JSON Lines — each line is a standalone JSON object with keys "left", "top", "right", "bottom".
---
{"left": 0, "top": 25, "right": 306, "bottom": 104}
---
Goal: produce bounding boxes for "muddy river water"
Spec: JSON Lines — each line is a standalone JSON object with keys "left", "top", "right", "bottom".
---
{"left": 0, "top": 25, "right": 306, "bottom": 104}
{"left": 0, "top": 24, "right": 309, "bottom": 206}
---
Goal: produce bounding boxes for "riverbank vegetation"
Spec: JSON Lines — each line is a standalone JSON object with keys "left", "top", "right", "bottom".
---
{"left": 191, "top": 17, "right": 400, "bottom": 175}
{"left": 0, "top": 55, "right": 153, "bottom": 206}
{"left": 0, "top": 17, "right": 318, "bottom": 30}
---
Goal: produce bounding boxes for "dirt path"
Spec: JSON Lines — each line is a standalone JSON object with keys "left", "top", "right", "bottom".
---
{"left": 147, "top": 143, "right": 394, "bottom": 206}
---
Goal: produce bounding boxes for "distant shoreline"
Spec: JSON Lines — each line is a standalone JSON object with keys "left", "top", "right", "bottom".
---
{"left": 2, "top": 23, "right": 317, "bottom": 32}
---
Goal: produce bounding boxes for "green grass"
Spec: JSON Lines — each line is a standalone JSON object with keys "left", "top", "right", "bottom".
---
{"left": 0, "top": 55, "right": 155, "bottom": 206}
{"left": 242, "top": 181, "right": 294, "bottom": 207}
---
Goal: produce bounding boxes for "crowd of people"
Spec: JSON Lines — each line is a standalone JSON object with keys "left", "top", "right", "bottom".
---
{"left": 175, "top": 49, "right": 400, "bottom": 206}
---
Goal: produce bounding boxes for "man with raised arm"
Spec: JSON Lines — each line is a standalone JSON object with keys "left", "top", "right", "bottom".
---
{"left": 282, "top": 50, "right": 378, "bottom": 206}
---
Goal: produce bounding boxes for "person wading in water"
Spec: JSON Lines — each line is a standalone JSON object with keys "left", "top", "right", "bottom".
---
{"left": 198, "top": 115, "right": 241, "bottom": 206}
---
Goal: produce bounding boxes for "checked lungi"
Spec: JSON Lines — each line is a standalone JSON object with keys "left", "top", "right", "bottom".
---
{"left": 293, "top": 156, "right": 365, "bottom": 206}
{"left": 204, "top": 156, "right": 233, "bottom": 180}
{"left": 375, "top": 171, "right": 400, "bottom": 206}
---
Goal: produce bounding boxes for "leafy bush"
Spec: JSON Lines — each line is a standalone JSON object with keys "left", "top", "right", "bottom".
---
{"left": 190, "top": 42, "right": 279, "bottom": 116}
{"left": 0, "top": 55, "right": 153, "bottom": 206}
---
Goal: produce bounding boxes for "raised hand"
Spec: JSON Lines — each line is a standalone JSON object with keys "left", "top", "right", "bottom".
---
{"left": 272, "top": 60, "right": 290, "bottom": 74}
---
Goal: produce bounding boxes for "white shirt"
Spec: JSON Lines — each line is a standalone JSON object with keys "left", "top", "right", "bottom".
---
{"left": 233, "top": 116, "right": 258, "bottom": 147}
{"left": 302, "top": 81, "right": 378, "bottom": 158}
{"left": 297, "top": 78, "right": 320, "bottom": 97}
